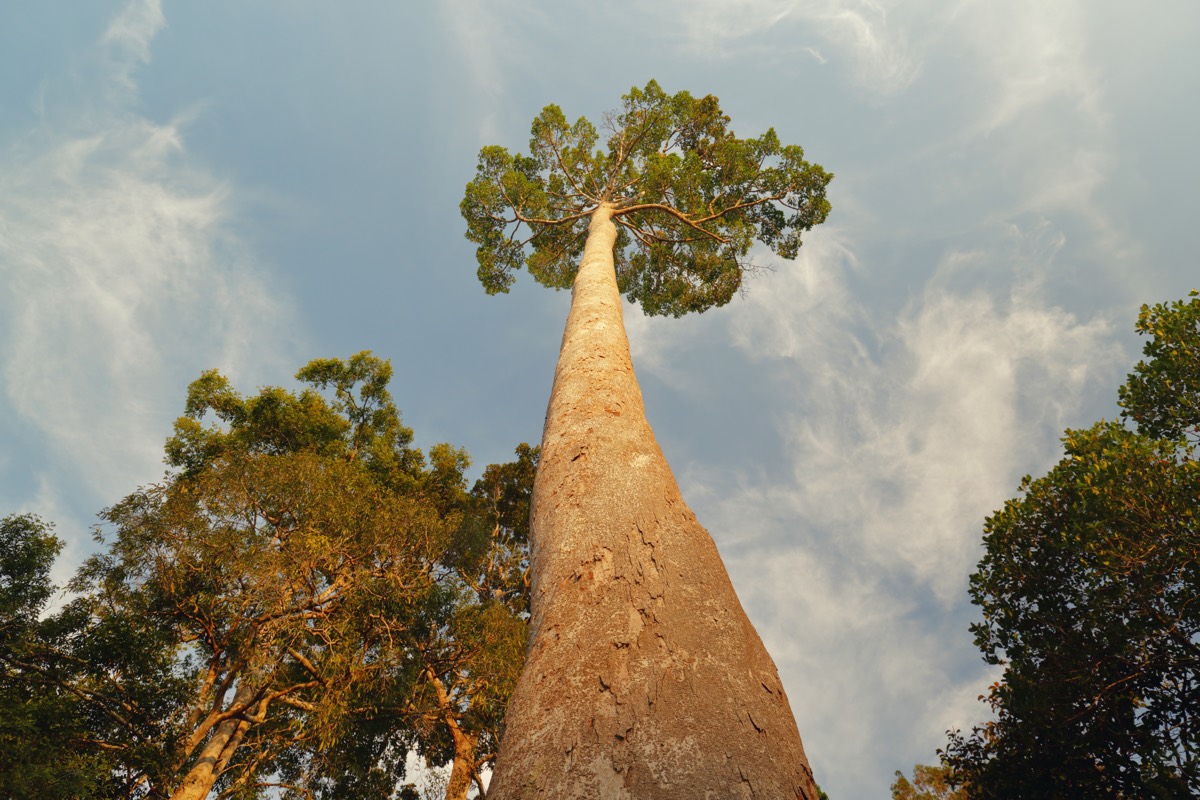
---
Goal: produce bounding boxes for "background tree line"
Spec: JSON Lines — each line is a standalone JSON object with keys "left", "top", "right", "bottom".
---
{"left": 1, "top": 352, "right": 535, "bottom": 800}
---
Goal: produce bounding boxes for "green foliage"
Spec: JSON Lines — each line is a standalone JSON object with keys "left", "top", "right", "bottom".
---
{"left": 0, "top": 515, "right": 114, "bottom": 800}
{"left": 165, "top": 351, "right": 425, "bottom": 488}
{"left": 891, "top": 763, "right": 967, "bottom": 800}
{"left": 400, "top": 443, "right": 537, "bottom": 788}
{"left": 0, "top": 514, "right": 60, "bottom": 626}
{"left": 3, "top": 354, "right": 537, "bottom": 799}
{"left": 944, "top": 294, "right": 1200, "bottom": 799}
{"left": 1119, "top": 290, "right": 1200, "bottom": 443}
{"left": 462, "top": 79, "right": 833, "bottom": 316}
{"left": 65, "top": 439, "right": 446, "bottom": 796}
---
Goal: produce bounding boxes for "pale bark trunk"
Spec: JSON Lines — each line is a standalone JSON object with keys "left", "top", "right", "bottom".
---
{"left": 169, "top": 685, "right": 256, "bottom": 800}
{"left": 427, "top": 671, "right": 482, "bottom": 800}
{"left": 444, "top": 727, "right": 480, "bottom": 800}
{"left": 487, "top": 206, "right": 819, "bottom": 799}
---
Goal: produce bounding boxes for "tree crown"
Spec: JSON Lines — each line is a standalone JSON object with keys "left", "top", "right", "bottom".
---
{"left": 462, "top": 80, "right": 833, "bottom": 316}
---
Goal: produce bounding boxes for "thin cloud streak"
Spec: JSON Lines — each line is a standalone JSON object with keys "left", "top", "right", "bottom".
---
{"left": 0, "top": 0, "right": 296, "bottom": 509}
{"left": 669, "top": 0, "right": 922, "bottom": 94}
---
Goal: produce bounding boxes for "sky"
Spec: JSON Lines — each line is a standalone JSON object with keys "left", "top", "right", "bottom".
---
{"left": 1, "top": 1, "right": 1197, "bottom": 797}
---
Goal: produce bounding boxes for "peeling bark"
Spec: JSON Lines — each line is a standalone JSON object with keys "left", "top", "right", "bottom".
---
{"left": 487, "top": 206, "right": 818, "bottom": 798}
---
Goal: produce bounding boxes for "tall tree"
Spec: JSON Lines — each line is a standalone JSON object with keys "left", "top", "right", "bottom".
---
{"left": 943, "top": 292, "right": 1200, "bottom": 799}
{"left": 462, "top": 80, "right": 832, "bottom": 798}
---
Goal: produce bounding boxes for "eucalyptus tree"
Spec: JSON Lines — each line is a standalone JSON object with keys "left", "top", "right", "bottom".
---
{"left": 462, "top": 80, "right": 832, "bottom": 799}
{"left": 402, "top": 444, "right": 536, "bottom": 800}
{"left": 29, "top": 354, "right": 532, "bottom": 800}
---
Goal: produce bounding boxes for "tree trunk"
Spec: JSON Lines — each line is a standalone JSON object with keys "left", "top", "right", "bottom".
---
{"left": 445, "top": 726, "right": 480, "bottom": 800}
{"left": 427, "top": 671, "right": 482, "bottom": 800}
{"left": 169, "top": 685, "right": 256, "bottom": 800}
{"left": 487, "top": 205, "right": 819, "bottom": 799}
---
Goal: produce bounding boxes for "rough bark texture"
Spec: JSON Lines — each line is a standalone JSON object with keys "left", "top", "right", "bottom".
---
{"left": 487, "top": 206, "right": 818, "bottom": 799}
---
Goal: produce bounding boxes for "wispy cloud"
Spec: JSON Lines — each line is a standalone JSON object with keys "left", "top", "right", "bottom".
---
{"left": 437, "top": 0, "right": 553, "bottom": 144}
{"left": 0, "top": 0, "right": 296, "bottom": 511}
{"left": 100, "top": 0, "right": 165, "bottom": 99}
{"left": 668, "top": 0, "right": 922, "bottom": 95}
{"left": 626, "top": 219, "right": 1125, "bottom": 792}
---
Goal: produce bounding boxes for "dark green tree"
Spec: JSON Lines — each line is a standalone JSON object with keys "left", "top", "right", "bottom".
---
{"left": 463, "top": 81, "right": 831, "bottom": 799}
{"left": 1120, "top": 291, "right": 1200, "bottom": 444}
{"left": 400, "top": 443, "right": 536, "bottom": 800}
{"left": 944, "top": 292, "right": 1200, "bottom": 799}
{"left": 0, "top": 515, "right": 115, "bottom": 799}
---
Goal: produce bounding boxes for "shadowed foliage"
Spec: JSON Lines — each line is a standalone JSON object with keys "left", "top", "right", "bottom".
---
{"left": 944, "top": 292, "right": 1200, "bottom": 799}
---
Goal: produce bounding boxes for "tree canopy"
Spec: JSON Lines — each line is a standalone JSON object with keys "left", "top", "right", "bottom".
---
{"left": 461, "top": 79, "right": 832, "bottom": 316}
{"left": 944, "top": 292, "right": 1200, "bottom": 798}
{"left": 0, "top": 515, "right": 116, "bottom": 799}
{"left": 891, "top": 764, "right": 967, "bottom": 800}
{"left": 1, "top": 354, "right": 536, "bottom": 800}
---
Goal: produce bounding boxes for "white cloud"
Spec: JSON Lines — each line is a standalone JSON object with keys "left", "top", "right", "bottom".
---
{"left": 626, "top": 221, "right": 1126, "bottom": 794}
{"left": 668, "top": 0, "right": 923, "bottom": 95}
{"left": 0, "top": 1, "right": 296, "bottom": 512}
{"left": 956, "top": 1, "right": 1101, "bottom": 137}
{"left": 101, "top": 0, "right": 165, "bottom": 97}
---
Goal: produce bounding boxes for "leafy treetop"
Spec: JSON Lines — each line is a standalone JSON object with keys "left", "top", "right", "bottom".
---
{"left": 462, "top": 80, "right": 833, "bottom": 317}
{"left": 1119, "top": 289, "right": 1200, "bottom": 444}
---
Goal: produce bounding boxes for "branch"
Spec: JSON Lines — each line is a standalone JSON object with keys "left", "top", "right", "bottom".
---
{"left": 619, "top": 190, "right": 788, "bottom": 227}
{"left": 510, "top": 206, "right": 594, "bottom": 228}
{"left": 286, "top": 647, "right": 326, "bottom": 685}
{"left": 543, "top": 130, "right": 590, "bottom": 202}
{"left": 9, "top": 658, "right": 137, "bottom": 731}
{"left": 612, "top": 203, "right": 729, "bottom": 244}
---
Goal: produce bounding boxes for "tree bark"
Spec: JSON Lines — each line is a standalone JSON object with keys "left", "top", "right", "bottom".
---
{"left": 169, "top": 685, "right": 256, "bottom": 800}
{"left": 445, "top": 726, "right": 480, "bottom": 800}
{"left": 427, "top": 670, "right": 482, "bottom": 800}
{"left": 487, "top": 205, "right": 819, "bottom": 799}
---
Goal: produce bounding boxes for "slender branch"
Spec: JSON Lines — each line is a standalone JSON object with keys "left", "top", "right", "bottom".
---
{"left": 286, "top": 647, "right": 326, "bottom": 685}
{"left": 619, "top": 190, "right": 788, "bottom": 226}
{"left": 543, "top": 131, "right": 590, "bottom": 202}
{"left": 612, "top": 203, "right": 729, "bottom": 244}
{"left": 510, "top": 206, "right": 595, "bottom": 228}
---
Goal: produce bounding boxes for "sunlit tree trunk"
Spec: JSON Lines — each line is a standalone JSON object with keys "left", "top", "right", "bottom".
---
{"left": 487, "top": 205, "right": 819, "bottom": 798}
{"left": 445, "top": 728, "right": 479, "bottom": 800}
{"left": 427, "top": 671, "right": 482, "bottom": 800}
{"left": 169, "top": 685, "right": 257, "bottom": 800}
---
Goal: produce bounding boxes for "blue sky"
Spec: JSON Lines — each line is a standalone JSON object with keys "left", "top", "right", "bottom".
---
{"left": 1, "top": 1, "right": 1197, "bottom": 797}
